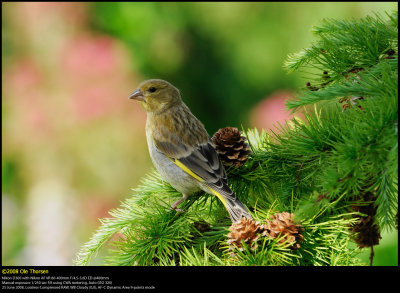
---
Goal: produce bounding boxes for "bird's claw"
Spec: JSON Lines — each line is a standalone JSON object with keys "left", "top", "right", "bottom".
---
{"left": 171, "top": 206, "right": 185, "bottom": 213}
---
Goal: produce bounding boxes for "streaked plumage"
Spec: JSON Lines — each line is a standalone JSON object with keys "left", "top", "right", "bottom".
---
{"left": 129, "top": 79, "right": 252, "bottom": 223}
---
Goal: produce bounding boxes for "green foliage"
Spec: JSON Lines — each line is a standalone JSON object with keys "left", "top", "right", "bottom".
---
{"left": 75, "top": 163, "right": 362, "bottom": 266}
{"left": 281, "top": 11, "right": 398, "bottom": 230}
{"left": 76, "top": 11, "right": 397, "bottom": 266}
{"left": 88, "top": 2, "right": 383, "bottom": 133}
{"left": 284, "top": 11, "right": 397, "bottom": 111}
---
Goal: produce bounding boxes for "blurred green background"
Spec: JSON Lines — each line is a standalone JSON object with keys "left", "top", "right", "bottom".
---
{"left": 2, "top": 2, "right": 397, "bottom": 266}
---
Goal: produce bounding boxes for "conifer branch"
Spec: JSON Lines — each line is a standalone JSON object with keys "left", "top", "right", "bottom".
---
{"left": 76, "top": 10, "right": 397, "bottom": 266}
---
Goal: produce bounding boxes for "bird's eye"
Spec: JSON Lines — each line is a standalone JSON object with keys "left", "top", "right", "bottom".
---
{"left": 148, "top": 87, "right": 157, "bottom": 93}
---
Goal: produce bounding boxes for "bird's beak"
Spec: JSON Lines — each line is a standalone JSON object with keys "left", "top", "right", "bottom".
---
{"left": 129, "top": 89, "right": 145, "bottom": 101}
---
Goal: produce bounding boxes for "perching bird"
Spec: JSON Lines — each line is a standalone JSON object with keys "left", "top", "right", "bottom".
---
{"left": 129, "top": 79, "right": 252, "bottom": 223}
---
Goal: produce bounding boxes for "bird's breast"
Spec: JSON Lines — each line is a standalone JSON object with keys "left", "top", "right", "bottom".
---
{"left": 146, "top": 135, "right": 200, "bottom": 195}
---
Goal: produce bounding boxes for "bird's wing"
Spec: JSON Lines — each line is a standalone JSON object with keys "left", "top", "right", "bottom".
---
{"left": 153, "top": 138, "right": 237, "bottom": 202}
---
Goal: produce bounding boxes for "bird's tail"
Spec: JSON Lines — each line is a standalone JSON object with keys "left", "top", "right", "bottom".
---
{"left": 206, "top": 186, "right": 252, "bottom": 223}
{"left": 224, "top": 196, "right": 253, "bottom": 223}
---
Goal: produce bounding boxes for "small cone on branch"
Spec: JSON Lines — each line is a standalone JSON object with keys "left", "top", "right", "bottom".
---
{"left": 212, "top": 127, "right": 251, "bottom": 168}
{"left": 261, "top": 212, "right": 304, "bottom": 250}
{"left": 351, "top": 215, "right": 381, "bottom": 248}
{"left": 227, "top": 218, "right": 263, "bottom": 251}
{"left": 350, "top": 191, "right": 381, "bottom": 248}
{"left": 227, "top": 212, "right": 305, "bottom": 252}
{"left": 193, "top": 221, "right": 211, "bottom": 234}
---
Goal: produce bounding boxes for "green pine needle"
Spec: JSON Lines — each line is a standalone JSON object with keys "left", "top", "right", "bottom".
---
{"left": 75, "top": 10, "right": 397, "bottom": 266}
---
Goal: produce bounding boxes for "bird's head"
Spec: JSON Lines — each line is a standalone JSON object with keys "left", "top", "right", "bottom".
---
{"left": 129, "top": 79, "right": 182, "bottom": 113}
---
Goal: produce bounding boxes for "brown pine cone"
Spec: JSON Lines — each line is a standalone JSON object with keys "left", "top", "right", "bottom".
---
{"left": 261, "top": 212, "right": 304, "bottom": 250}
{"left": 351, "top": 216, "right": 381, "bottom": 248}
{"left": 227, "top": 218, "right": 263, "bottom": 251}
{"left": 212, "top": 127, "right": 251, "bottom": 167}
{"left": 350, "top": 191, "right": 381, "bottom": 248}
{"left": 193, "top": 221, "right": 211, "bottom": 234}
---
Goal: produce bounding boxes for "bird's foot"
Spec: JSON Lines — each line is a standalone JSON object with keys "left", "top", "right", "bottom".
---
{"left": 170, "top": 194, "right": 189, "bottom": 213}
{"left": 171, "top": 206, "right": 185, "bottom": 213}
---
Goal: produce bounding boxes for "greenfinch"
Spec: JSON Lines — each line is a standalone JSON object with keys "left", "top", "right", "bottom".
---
{"left": 129, "top": 79, "right": 252, "bottom": 223}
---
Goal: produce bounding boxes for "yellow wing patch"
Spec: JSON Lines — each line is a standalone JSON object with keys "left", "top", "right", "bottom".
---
{"left": 170, "top": 158, "right": 205, "bottom": 182}
{"left": 206, "top": 187, "right": 227, "bottom": 207}
{"left": 168, "top": 157, "right": 228, "bottom": 207}
{"left": 168, "top": 157, "right": 228, "bottom": 208}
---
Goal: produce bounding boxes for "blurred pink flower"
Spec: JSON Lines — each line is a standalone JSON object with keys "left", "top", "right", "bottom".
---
{"left": 6, "top": 59, "right": 42, "bottom": 96}
{"left": 5, "top": 60, "right": 50, "bottom": 135}
{"left": 61, "top": 36, "right": 118, "bottom": 82}
{"left": 251, "top": 90, "right": 303, "bottom": 132}
{"left": 60, "top": 35, "right": 136, "bottom": 122}
{"left": 4, "top": 2, "right": 147, "bottom": 149}
{"left": 71, "top": 85, "right": 119, "bottom": 121}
